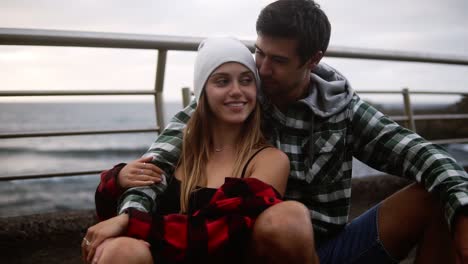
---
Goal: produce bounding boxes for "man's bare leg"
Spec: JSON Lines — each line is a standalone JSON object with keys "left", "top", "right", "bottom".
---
{"left": 414, "top": 197, "right": 457, "bottom": 263}
{"left": 249, "top": 201, "right": 319, "bottom": 264}
{"left": 378, "top": 182, "right": 456, "bottom": 263}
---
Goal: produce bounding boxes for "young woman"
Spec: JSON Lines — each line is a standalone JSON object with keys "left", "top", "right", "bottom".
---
{"left": 82, "top": 37, "right": 290, "bottom": 264}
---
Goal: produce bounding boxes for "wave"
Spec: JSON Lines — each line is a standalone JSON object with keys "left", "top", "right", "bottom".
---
{"left": 0, "top": 133, "right": 156, "bottom": 153}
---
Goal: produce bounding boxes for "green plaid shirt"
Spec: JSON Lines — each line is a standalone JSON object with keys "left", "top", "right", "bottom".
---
{"left": 121, "top": 93, "right": 468, "bottom": 238}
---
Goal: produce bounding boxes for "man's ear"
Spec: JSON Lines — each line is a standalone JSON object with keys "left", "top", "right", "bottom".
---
{"left": 307, "top": 51, "right": 323, "bottom": 70}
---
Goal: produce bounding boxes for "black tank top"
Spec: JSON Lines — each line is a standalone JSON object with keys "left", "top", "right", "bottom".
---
{"left": 157, "top": 147, "right": 270, "bottom": 215}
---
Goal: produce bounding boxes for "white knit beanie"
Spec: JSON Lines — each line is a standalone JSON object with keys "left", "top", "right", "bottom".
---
{"left": 193, "top": 37, "right": 260, "bottom": 102}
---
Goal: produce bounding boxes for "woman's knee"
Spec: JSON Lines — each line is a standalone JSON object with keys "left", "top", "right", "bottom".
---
{"left": 99, "top": 237, "right": 152, "bottom": 264}
{"left": 253, "top": 201, "right": 313, "bottom": 242}
{"left": 250, "top": 201, "right": 317, "bottom": 263}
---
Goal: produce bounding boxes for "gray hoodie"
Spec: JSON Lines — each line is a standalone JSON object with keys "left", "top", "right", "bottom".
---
{"left": 258, "top": 62, "right": 354, "bottom": 119}
{"left": 304, "top": 62, "right": 354, "bottom": 118}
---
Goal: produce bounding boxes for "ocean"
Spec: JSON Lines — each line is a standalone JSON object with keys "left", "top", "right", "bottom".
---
{"left": 0, "top": 101, "right": 182, "bottom": 217}
{"left": 1, "top": 101, "right": 467, "bottom": 217}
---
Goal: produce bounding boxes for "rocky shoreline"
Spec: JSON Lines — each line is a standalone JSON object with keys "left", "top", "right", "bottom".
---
{"left": 0, "top": 175, "right": 413, "bottom": 264}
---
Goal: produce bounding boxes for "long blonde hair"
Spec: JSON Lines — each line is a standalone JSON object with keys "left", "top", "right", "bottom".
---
{"left": 178, "top": 92, "right": 267, "bottom": 213}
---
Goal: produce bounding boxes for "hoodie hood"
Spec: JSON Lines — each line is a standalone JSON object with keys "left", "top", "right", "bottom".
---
{"left": 301, "top": 62, "right": 354, "bottom": 118}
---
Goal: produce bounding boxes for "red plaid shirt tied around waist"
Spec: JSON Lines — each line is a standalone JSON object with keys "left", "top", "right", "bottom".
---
{"left": 124, "top": 177, "right": 282, "bottom": 263}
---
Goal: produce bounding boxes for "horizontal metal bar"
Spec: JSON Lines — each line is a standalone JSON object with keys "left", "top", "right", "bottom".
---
{"left": 0, "top": 170, "right": 104, "bottom": 181}
{"left": 0, "top": 128, "right": 159, "bottom": 139}
{"left": 413, "top": 114, "right": 468, "bottom": 121}
{"left": 326, "top": 46, "right": 468, "bottom": 66}
{"left": 355, "top": 90, "right": 406, "bottom": 94}
{"left": 379, "top": 114, "right": 468, "bottom": 122}
{"left": 0, "top": 28, "right": 203, "bottom": 51}
{"left": 431, "top": 138, "right": 468, "bottom": 144}
{"left": 357, "top": 90, "right": 468, "bottom": 96}
{"left": 0, "top": 90, "right": 157, "bottom": 97}
{"left": 388, "top": 116, "right": 409, "bottom": 122}
{"left": 408, "top": 91, "right": 468, "bottom": 96}
{"left": 2, "top": 28, "right": 468, "bottom": 66}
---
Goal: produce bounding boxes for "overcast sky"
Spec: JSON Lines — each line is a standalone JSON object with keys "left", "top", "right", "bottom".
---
{"left": 1, "top": 0, "right": 467, "bottom": 104}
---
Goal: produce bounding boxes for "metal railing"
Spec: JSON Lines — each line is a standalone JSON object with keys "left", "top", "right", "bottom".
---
{"left": 1, "top": 28, "right": 468, "bottom": 181}
{"left": 348, "top": 89, "right": 468, "bottom": 137}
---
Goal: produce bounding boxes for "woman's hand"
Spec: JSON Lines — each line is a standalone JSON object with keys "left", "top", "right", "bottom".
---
{"left": 118, "top": 156, "right": 164, "bottom": 189}
{"left": 81, "top": 213, "right": 129, "bottom": 263}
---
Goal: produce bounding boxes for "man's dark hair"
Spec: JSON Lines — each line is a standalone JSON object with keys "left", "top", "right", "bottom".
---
{"left": 256, "top": 0, "right": 331, "bottom": 64}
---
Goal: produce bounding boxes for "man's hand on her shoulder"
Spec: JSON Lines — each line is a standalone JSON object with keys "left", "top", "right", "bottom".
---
{"left": 118, "top": 156, "right": 164, "bottom": 188}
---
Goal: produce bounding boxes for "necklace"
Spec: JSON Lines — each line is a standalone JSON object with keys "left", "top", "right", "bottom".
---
{"left": 214, "top": 145, "right": 232, "bottom": 152}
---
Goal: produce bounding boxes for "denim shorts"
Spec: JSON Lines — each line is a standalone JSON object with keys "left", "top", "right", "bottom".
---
{"left": 316, "top": 204, "right": 399, "bottom": 264}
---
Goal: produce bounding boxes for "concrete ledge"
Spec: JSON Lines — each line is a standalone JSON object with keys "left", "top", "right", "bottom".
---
{"left": 0, "top": 175, "right": 412, "bottom": 263}
{"left": 0, "top": 210, "right": 97, "bottom": 264}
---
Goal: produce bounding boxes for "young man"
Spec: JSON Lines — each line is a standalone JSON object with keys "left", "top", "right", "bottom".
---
{"left": 247, "top": 1, "right": 468, "bottom": 263}
{"left": 96, "top": 0, "right": 468, "bottom": 263}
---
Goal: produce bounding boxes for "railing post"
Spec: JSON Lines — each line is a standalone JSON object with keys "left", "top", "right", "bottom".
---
{"left": 154, "top": 50, "right": 167, "bottom": 130}
{"left": 402, "top": 88, "right": 416, "bottom": 132}
{"left": 181, "top": 87, "right": 192, "bottom": 108}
